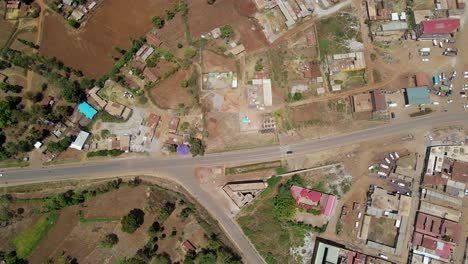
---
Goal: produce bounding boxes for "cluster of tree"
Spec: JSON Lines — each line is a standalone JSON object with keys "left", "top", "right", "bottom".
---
{"left": 46, "top": 136, "right": 72, "bottom": 152}
{"left": 42, "top": 179, "right": 124, "bottom": 211}
{"left": 157, "top": 202, "right": 175, "bottom": 221}
{"left": 17, "top": 38, "right": 39, "bottom": 49}
{"left": 0, "top": 250, "right": 27, "bottom": 264}
{"left": 274, "top": 175, "right": 305, "bottom": 220}
{"left": 188, "top": 137, "right": 205, "bottom": 157}
{"left": 183, "top": 236, "right": 241, "bottom": 264}
{"left": 0, "top": 195, "right": 13, "bottom": 226}
{"left": 86, "top": 149, "right": 124, "bottom": 158}
{"left": 151, "top": 16, "right": 165, "bottom": 29}
{"left": 220, "top": 24, "right": 235, "bottom": 39}
{"left": 0, "top": 96, "right": 55, "bottom": 158}
{"left": 207, "top": 0, "right": 216, "bottom": 4}
{"left": 0, "top": 82, "right": 23, "bottom": 93}
{"left": 0, "top": 60, "right": 11, "bottom": 70}
{"left": 121, "top": 208, "right": 145, "bottom": 233}
{"left": 0, "top": 49, "right": 87, "bottom": 103}
{"left": 96, "top": 36, "right": 146, "bottom": 88}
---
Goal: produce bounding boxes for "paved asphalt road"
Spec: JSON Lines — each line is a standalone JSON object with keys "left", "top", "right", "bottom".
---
{"left": 2, "top": 112, "right": 468, "bottom": 264}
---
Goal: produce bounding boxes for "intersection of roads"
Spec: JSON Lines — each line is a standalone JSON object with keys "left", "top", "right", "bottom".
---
{"left": 3, "top": 112, "right": 468, "bottom": 263}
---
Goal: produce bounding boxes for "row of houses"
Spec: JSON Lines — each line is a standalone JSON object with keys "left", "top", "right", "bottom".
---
{"left": 365, "top": 0, "right": 462, "bottom": 42}
{"left": 409, "top": 145, "right": 467, "bottom": 263}
{"left": 254, "top": 0, "right": 314, "bottom": 27}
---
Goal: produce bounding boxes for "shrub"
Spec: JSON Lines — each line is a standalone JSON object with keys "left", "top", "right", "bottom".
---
{"left": 151, "top": 16, "right": 165, "bottom": 29}
{"left": 220, "top": 24, "right": 235, "bottom": 39}
{"left": 207, "top": 0, "right": 216, "bottom": 4}
{"left": 121, "top": 209, "right": 145, "bottom": 233}
{"left": 183, "top": 48, "right": 197, "bottom": 59}
{"left": 68, "top": 19, "right": 80, "bottom": 28}
{"left": 100, "top": 233, "right": 119, "bottom": 248}
{"left": 158, "top": 202, "right": 175, "bottom": 221}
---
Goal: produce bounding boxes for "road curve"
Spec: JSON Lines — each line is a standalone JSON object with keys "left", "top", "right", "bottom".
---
{"left": 2, "top": 112, "right": 468, "bottom": 264}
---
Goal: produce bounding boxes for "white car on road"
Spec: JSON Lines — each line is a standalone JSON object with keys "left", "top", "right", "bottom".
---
{"left": 422, "top": 58, "right": 430, "bottom": 62}
{"left": 464, "top": 105, "right": 468, "bottom": 109}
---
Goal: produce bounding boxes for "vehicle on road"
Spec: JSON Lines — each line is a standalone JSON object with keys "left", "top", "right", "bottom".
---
{"left": 447, "top": 99, "right": 453, "bottom": 103}
{"left": 464, "top": 105, "right": 468, "bottom": 109}
{"left": 443, "top": 51, "right": 457, "bottom": 57}
{"left": 420, "top": 52, "right": 430, "bottom": 56}
{"left": 286, "top": 150, "right": 293, "bottom": 154}
{"left": 445, "top": 39, "right": 456, "bottom": 43}
{"left": 422, "top": 58, "right": 429, "bottom": 62}
{"left": 446, "top": 48, "right": 458, "bottom": 52}
{"left": 463, "top": 87, "right": 468, "bottom": 91}
{"left": 419, "top": 47, "right": 431, "bottom": 52}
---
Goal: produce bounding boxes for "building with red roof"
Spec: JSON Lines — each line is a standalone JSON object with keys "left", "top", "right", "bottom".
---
{"left": 143, "top": 67, "right": 158, "bottom": 82}
{"left": 413, "top": 233, "right": 454, "bottom": 261}
{"left": 416, "top": 212, "right": 442, "bottom": 237}
{"left": 415, "top": 73, "right": 430, "bottom": 87}
{"left": 181, "top": 240, "right": 196, "bottom": 252}
{"left": 146, "top": 32, "right": 163, "bottom": 47}
{"left": 416, "top": 19, "right": 460, "bottom": 40}
{"left": 290, "top": 186, "right": 336, "bottom": 217}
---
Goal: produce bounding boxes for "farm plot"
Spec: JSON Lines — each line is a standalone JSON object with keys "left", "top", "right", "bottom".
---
{"left": 40, "top": 0, "right": 173, "bottom": 79}
{"left": 148, "top": 67, "right": 193, "bottom": 109}
{"left": 1, "top": 179, "right": 240, "bottom": 264}
{"left": 292, "top": 99, "right": 352, "bottom": 127}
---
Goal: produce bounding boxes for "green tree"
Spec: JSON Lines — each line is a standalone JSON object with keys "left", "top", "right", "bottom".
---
{"left": 293, "top": 92, "right": 303, "bottom": 101}
{"left": 188, "top": 137, "right": 205, "bottom": 156}
{"left": 121, "top": 209, "right": 145, "bottom": 233}
{"left": 207, "top": 0, "right": 216, "bottom": 4}
{"left": 68, "top": 19, "right": 80, "bottom": 28}
{"left": 165, "top": 9, "right": 175, "bottom": 20}
{"left": 100, "top": 233, "right": 119, "bottom": 248}
{"left": 0, "top": 100, "right": 15, "bottom": 128}
{"left": 151, "top": 16, "right": 165, "bottom": 29}
{"left": 220, "top": 24, "right": 235, "bottom": 39}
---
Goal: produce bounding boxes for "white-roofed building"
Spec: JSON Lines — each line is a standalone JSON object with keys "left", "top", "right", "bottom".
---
{"left": 63, "top": 0, "right": 74, "bottom": 6}
{"left": 71, "top": 9, "right": 84, "bottom": 21}
{"left": 262, "top": 79, "right": 272, "bottom": 106}
{"left": 70, "top": 131, "right": 90, "bottom": 150}
{"left": 88, "top": 1, "right": 97, "bottom": 10}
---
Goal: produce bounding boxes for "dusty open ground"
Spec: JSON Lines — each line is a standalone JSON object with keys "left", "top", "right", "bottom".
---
{"left": 149, "top": 67, "right": 193, "bottom": 109}
{"left": 40, "top": 0, "right": 172, "bottom": 78}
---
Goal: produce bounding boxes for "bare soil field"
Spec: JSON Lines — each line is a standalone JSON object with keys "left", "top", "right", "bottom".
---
{"left": 187, "top": 0, "right": 267, "bottom": 52}
{"left": 292, "top": 99, "right": 352, "bottom": 126}
{"left": 40, "top": 0, "right": 172, "bottom": 79}
{"left": 205, "top": 112, "right": 276, "bottom": 152}
{"left": 149, "top": 68, "right": 193, "bottom": 109}
{"left": 202, "top": 50, "right": 237, "bottom": 72}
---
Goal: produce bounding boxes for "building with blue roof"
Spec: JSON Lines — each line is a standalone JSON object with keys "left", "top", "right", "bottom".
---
{"left": 78, "top": 102, "right": 97, "bottom": 119}
{"left": 405, "top": 87, "right": 431, "bottom": 106}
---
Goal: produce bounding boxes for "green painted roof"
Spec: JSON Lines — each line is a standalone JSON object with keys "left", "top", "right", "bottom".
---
{"left": 406, "top": 87, "right": 430, "bottom": 105}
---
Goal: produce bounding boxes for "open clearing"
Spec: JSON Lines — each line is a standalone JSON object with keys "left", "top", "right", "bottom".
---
{"left": 148, "top": 68, "right": 193, "bottom": 109}
{"left": 40, "top": 0, "right": 172, "bottom": 79}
